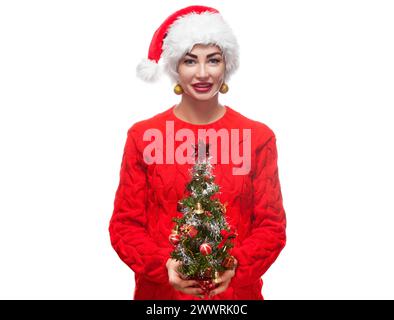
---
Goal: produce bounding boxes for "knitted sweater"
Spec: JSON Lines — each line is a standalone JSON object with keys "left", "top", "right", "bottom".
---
{"left": 109, "top": 105, "right": 286, "bottom": 300}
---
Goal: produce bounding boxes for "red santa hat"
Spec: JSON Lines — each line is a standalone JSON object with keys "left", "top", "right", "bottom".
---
{"left": 136, "top": 5, "right": 239, "bottom": 83}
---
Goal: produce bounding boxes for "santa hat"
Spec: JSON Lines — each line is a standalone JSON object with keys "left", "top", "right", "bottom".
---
{"left": 136, "top": 5, "right": 239, "bottom": 83}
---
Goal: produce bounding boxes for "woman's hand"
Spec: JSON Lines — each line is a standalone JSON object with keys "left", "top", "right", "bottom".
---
{"left": 166, "top": 258, "right": 205, "bottom": 298}
{"left": 209, "top": 258, "right": 238, "bottom": 298}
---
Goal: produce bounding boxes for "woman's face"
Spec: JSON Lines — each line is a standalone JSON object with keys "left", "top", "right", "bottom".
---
{"left": 177, "top": 44, "right": 225, "bottom": 101}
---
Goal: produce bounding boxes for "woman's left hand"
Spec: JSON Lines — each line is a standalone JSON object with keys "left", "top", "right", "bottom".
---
{"left": 209, "top": 258, "right": 238, "bottom": 298}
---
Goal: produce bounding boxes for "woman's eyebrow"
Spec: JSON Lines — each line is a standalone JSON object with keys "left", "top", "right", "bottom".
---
{"left": 185, "top": 52, "right": 222, "bottom": 59}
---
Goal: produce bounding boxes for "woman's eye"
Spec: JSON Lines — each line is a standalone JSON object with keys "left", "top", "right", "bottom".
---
{"left": 209, "top": 58, "right": 221, "bottom": 64}
{"left": 184, "top": 59, "right": 196, "bottom": 65}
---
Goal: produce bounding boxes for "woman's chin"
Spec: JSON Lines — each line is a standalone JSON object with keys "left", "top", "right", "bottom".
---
{"left": 185, "top": 90, "right": 218, "bottom": 101}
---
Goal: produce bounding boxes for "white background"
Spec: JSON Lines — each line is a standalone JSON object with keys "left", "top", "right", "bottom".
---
{"left": 1, "top": 0, "right": 393, "bottom": 299}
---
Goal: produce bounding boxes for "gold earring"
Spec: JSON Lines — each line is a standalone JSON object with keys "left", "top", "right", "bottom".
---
{"left": 219, "top": 83, "right": 229, "bottom": 94}
{"left": 174, "top": 84, "right": 184, "bottom": 95}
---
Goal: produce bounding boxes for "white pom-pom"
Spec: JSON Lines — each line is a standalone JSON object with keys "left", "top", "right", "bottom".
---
{"left": 136, "top": 58, "right": 161, "bottom": 82}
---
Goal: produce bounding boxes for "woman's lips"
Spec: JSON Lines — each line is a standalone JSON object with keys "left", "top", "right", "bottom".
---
{"left": 192, "top": 83, "right": 213, "bottom": 93}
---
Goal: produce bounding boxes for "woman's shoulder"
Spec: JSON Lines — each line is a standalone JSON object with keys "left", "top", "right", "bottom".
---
{"left": 227, "top": 106, "right": 276, "bottom": 139}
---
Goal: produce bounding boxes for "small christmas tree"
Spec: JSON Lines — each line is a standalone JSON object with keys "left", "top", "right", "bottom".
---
{"left": 168, "top": 140, "right": 237, "bottom": 297}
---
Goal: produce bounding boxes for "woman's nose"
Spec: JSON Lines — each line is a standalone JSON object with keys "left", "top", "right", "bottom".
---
{"left": 196, "top": 63, "right": 209, "bottom": 78}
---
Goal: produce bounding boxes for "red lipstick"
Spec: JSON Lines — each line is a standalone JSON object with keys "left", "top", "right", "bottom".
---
{"left": 192, "top": 82, "right": 213, "bottom": 93}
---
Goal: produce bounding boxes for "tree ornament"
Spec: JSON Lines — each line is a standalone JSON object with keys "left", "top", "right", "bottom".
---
{"left": 204, "top": 210, "right": 212, "bottom": 217}
{"left": 187, "top": 226, "right": 198, "bottom": 238}
{"left": 169, "top": 233, "right": 181, "bottom": 246}
{"left": 219, "top": 202, "right": 227, "bottom": 214}
{"left": 199, "top": 279, "right": 214, "bottom": 296}
{"left": 202, "top": 267, "right": 213, "bottom": 278}
{"left": 181, "top": 225, "right": 198, "bottom": 238}
{"left": 222, "top": 255, "right": 236, "bottom": 269}
{"left": 199, "top": 243, "right": 212, "bottom": 256}
{"left": 193, "top": 202, "right": 204, "bottom": 215}
{"left": 177, "top": 201, "right": 184, "bottom": 212}
{"left": 213, "top": 270, "right": 221, "bottom": 284}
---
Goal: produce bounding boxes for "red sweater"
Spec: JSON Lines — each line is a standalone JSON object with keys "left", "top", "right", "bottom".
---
{"left": 109, "top": 105, "right": 286, "bottom": 300}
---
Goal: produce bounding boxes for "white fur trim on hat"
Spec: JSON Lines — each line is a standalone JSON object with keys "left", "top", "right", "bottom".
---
{"left": 136, "top": 58, "right": 162, "bottom": 82}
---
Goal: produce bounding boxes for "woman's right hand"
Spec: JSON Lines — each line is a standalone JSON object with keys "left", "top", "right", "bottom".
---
{"left": 166, "top": 258, "right": 204, "bottom": 298}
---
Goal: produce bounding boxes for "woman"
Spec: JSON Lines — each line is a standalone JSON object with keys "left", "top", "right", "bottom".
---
{"left": 109, "top": 5, "right": 287, "bottom": 300}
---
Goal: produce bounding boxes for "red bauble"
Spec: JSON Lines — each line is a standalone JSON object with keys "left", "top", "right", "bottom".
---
{"left": 202, "top": 267, "right": 213, "bottom": 278}
{"left": 177, "top": 202, "right": 184, "bottom": 212}
{"left": 198, "top": 279, "right": 216, "bottom": 296}
{"left": 181, "top": 225, "right": 198, "bottom": 238}
{"left": 199, "top": 243, "right": 212, "bottom": 256}
{"left": 222, "top": 256, "right": 235, "bottom": 269}
{"left": 204, "top": 210, "right": 212, "bottom": 217}
{"left": 169, "top": 233, "right": 180, "bottom": 246}
{"left": 188, "top": 226, "right": 198, "bottom": 238}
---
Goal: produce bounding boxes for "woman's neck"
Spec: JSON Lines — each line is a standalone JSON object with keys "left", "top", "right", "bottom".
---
{"left": 174, "top": 94, "right": 225, "bottom": 125}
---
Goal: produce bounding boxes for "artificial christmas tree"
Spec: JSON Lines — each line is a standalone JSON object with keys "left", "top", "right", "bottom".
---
{"left": 169, "top": 140, "right": 237, "bottom": 298}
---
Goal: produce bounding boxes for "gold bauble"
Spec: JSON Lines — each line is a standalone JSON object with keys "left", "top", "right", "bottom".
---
{"left": 193, "top": 202, "right": 204, "bottom": 215}
{"left": 213, "top": 271, "right": 221, "bottom": 284}
{"left": 219, "top": 83, "right": 229, "bottom": 94}
{"left": 219, "top": 202, "right": 227, "bottom": 214}
{"left": 174, "top": 84, "right": 184, "bottom": 95}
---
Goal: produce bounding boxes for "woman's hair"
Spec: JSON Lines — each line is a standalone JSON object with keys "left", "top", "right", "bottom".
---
{"left": 136, "top": 6, "right": 239, "bottom": 84}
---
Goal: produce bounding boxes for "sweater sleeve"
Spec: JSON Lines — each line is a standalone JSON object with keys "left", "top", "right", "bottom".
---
{"left": 109, "top": 126, "right": 172, "bottom": 284}
{"left": 230, "top": 134, "right": 286, "bottom": 288}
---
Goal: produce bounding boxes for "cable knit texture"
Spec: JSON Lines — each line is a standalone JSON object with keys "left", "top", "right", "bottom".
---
{"left": 109, "top": 105, "right": 286, "bottom": 300}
